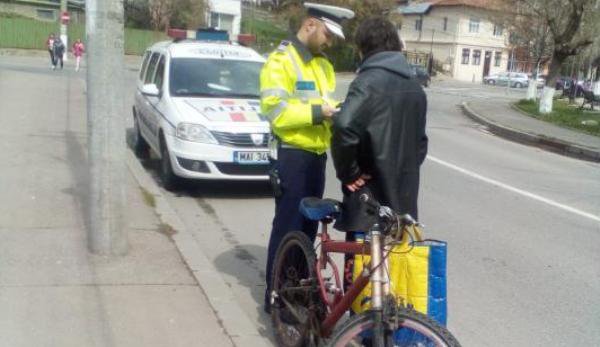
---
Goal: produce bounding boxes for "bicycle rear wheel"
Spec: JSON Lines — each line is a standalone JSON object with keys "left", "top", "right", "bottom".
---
{"left": 328, "top": 308, "right": 461, "bottom": 347}
{"left": 271, "top": 231, "right": 323, "bottom": 347}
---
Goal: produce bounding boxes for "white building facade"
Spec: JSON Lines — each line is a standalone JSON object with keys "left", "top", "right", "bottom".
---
{"left": 399, "top": 1, "right": 509, "bottom": 83}
{"left": 208, "top": 0, "right": 242, "bottom": 37}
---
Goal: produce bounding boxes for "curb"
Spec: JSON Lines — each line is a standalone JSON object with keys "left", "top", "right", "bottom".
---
{"left": 126, "top": 151, "right": 272, "bottom": 347}
{"left": 460, "top": 101, "right": 600, "bottom": 163}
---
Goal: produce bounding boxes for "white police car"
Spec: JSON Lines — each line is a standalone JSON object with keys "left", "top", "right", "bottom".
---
{"left": 132, "top": 39, "right": 269, "bottom": 189}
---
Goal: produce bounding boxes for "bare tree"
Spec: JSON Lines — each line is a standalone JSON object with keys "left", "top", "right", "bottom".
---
{"left": 147, "top": 0, "right": 209, "bottom": 31}
{"left": 149, "top": 0, "right": 174, "bottom": 31}
{"left": 500, "top": 0, "right": 597, "bottom": 112}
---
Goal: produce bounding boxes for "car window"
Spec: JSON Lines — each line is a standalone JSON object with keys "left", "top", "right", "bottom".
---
{"left": 153, "top": 55, "right": 166, "bottom": 92}
{"left": 139, "top": 51, "right": 150, "bottom": 81}
{"left": 169, "top": 58, "right": 263, "bottom": 98}
{"left": 144, "top": 52, "right": 160, "bottom": 85}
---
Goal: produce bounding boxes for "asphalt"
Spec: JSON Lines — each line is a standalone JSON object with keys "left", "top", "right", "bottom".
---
{"left": 462, "top": 98, "right": 600, "bottom": 162}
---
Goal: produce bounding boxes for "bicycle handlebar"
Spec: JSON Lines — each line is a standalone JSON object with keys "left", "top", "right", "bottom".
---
{"left": 359, "top": 193, "right": 417, "bottom": 228}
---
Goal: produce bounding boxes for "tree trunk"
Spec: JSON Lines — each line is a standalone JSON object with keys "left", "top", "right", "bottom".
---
{"left": 526, "top": 78, "right": 537, "bottom": 100}
{"left": 594, "top": 65, "right": 600, "bottom": 96}
{"left": 540, "top": 54, "right": 565, "bottom": 114}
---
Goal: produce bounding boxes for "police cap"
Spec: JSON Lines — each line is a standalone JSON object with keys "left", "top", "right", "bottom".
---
{"left": 304, "top": 2, "right": 355, "bottom": 40}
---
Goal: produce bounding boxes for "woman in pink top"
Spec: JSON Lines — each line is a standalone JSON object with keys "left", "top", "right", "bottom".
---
{"left": 72, "top": 39, "right": 85, "bottom": 72}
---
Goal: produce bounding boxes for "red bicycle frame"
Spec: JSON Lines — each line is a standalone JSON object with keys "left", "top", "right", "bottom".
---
{"left": 315, "top": 221, "right": 375, "bottom": 337}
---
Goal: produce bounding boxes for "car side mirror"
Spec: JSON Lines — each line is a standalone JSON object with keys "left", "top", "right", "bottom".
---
{"left": 141, "top": 84, "right": 160, "bottom": 97}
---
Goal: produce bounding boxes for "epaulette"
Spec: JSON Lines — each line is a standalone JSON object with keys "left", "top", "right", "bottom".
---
{"left": 276, "top": 40, "right": 291, "bottom": 52}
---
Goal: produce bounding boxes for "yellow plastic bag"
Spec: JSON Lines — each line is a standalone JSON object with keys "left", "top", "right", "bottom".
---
{"left": 351, "top": 226, "right": 429, "bottom": 315}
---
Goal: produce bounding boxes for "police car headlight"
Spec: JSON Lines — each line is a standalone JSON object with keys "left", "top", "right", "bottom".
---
{"left": 176, "top": 123, "right": 218, "bottom": 144}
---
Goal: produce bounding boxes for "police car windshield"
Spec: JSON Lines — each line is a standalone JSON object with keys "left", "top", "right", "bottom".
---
{"left": 170, "top": 58, "right": 263, "bottom": 98}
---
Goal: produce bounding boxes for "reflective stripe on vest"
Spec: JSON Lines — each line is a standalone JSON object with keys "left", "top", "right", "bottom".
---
{"left": 286, "top": 47, "right": 322, "bottom": 102}
{"left": 261, "top": 88, "right": 290, "bottom": 100}
{"left": 266, "top": 101, "right": 288, "bottom": 121}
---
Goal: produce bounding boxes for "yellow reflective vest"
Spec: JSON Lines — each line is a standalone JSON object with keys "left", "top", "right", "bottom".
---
{"left": 260, "top": 39, "right": 337, "bottom": 155}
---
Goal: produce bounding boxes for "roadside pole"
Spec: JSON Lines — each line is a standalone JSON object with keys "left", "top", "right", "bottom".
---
{"left": 60, "top": 0, "right": 68, "bottom": 61}
{"left": 85, "top": 0, "right": 128, "bottom": 255}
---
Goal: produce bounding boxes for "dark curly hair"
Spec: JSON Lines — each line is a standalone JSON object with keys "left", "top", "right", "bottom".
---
{"left": 355, "top": 17, "right": 402, "bottom": 61}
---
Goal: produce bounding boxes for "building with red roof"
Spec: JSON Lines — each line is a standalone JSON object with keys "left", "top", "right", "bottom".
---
{"left": 398, "top": 0, "right": 509, "bottom": 82}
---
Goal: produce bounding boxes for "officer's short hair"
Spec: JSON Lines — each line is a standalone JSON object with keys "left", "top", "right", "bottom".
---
{"left": 355, "top": 17, "right": 402, "bottom": 59}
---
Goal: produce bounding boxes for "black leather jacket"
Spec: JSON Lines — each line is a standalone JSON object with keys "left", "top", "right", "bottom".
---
{"left": 332, "top": 51, "right": 428, "bottom": 219}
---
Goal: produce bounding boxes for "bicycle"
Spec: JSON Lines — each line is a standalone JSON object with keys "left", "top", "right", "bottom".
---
{"left": 269, "top": 194, "right": 461, "bottom": 347}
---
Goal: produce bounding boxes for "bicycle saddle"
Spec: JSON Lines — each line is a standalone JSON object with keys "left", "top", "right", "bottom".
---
{"left": 299, "top": 197, "right": 341, "bottom": 221}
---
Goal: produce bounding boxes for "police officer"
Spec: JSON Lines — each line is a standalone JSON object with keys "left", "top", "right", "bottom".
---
{"left": 261, "top": 2, "right": 354, "bottom": 312}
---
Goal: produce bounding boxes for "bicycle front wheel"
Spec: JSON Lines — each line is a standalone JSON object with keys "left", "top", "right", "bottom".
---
{"left": 328, "top": 308, "right": 461, "bottom": 347}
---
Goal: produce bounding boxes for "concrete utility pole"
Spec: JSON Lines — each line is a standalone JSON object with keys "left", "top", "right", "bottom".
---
{"left": 60, "top": 0, "right": 68, "bottom": 61}
{"left": 85, "top": 0, "right": 128, "bottom": 255}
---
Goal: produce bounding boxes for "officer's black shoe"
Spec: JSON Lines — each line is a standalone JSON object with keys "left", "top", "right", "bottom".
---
{"left": 264, "top": 289, "right": 272, "bottom": 315}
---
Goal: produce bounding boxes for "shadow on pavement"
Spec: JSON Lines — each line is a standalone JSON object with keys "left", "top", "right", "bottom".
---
{"left": 213, "top": 244, "right": 274, "bottom": 341}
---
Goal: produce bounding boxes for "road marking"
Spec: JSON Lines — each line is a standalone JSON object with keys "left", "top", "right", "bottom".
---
{"left": 428, "top": 155, "right": 600, "bottom": 223}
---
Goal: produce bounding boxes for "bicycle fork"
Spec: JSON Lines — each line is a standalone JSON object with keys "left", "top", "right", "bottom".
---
{"left": 369, "top": 224, "right": 390, "bottom": 347}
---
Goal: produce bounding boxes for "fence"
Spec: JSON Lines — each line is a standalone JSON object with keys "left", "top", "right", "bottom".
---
{"left": 0, "top": 17, "right": 167, "bottom": 55}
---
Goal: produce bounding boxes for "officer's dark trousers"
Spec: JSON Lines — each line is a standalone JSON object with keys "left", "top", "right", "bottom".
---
{"left": 265, "top": 148, "right": 326, "bottom": 303}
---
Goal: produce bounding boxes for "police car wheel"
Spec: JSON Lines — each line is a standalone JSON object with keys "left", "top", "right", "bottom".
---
{"left": 133, "top": 112, "right": 150, "bottom": 159}
{"left": 159, "top": 136, "right": 180, "bottom": 191}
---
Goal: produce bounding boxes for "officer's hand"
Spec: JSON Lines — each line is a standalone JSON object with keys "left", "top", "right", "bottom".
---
{"left": 322, "top": 104, "right": 340, "bottom": 118}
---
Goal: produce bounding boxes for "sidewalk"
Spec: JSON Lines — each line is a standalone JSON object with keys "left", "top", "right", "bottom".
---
{"left": 0, "top": 54, "right": 233, "bottom": 346}
{"left": 0, "top": 48, "right": 143, "bottom": 70}
{"left": 462, "top": 99, "right": 600, "bottom": 162}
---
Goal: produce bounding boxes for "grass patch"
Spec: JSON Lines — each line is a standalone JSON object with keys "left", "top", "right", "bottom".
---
{"left": 139, "top": 187, "right": 156, "bottom": 208}
{"left": 515, "top": 99, "right": 600, "bottom": 137}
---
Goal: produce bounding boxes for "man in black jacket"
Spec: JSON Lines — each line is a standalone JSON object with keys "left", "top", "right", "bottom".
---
{"left": 332, "top": 17, "right": 428, "bottom": 227}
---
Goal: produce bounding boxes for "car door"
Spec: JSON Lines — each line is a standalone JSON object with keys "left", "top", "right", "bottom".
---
{"left": 139, "top": 52, "right": 161, "bottom": 151}
{"left": 147, "top": 54, "right": 166, "bottom": 145}
{"left": 497, "top": 72, "right": 509, "bottom": 85}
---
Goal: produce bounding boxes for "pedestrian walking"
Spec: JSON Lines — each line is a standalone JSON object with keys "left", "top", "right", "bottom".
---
{"left": 52, "top": 37, "right": 65, "bottom": 70}
{"left": 331, "top": 17, "right": 428, "bottom": 230}
{"left": 260, "top": 2, "right": 354, "bottom": 313}
{"left": 72, "top": 39, "right": 85, "bottom": 71}
{"left": 46, "top": 34, "right": 55, "bottom": 68}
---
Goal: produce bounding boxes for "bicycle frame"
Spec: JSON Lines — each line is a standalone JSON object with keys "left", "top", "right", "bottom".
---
{"left": 315, "top": 221, "right": 389, "bottom": 337}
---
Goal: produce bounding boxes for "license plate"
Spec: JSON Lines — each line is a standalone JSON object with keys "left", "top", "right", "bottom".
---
{"left": 234, "top": 151, "right": 269, "bottom": 164}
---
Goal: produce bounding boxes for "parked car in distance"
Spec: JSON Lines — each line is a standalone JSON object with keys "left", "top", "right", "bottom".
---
{"left": 484, "top": 72, "right": 529, "bottom": 88}
{"left": 555, "top": 76, "right": 574, "bottom": 91}
{"left": 410, "top": 64, "right": 431, "bottom": 87}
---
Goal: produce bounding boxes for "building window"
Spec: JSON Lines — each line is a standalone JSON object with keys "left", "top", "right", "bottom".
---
{"left": 461, "top": 49, "right": 470, "bottom": 65}
{"left": 443, "top": 17, "right": 448, "bottom": 31}
{"left": 493, "top": 25, "right": 503, "bottom": 37}
{"left": 494, "top": 51, "right": 502, "bottom": 67}
{"left": 36, "top": 9, "right": 56, "bottom": 20}
{"left": 469, "top": 18, "right": 480, "bottom": 33}
{"left": 472, "top": 50, "right": 481, "bottom": 65}
{"left": 415, "top": 18, "right": 422, "bottom": 31}
{"left": 210, "top": 12, "right": 220, "bottom": 27}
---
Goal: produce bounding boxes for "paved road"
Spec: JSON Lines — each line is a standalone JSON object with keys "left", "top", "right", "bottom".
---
{"left": 3, "top": 56, "right": 599, "bottom": 346}
{"left": 163, "top": 76, "right": 600, "bottom": 346}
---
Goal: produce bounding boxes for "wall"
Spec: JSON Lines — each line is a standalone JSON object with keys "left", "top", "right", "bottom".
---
{"left": 453, "top": 45, "right": 508, "bottom": 82}
{"left": 208, "top": 0, "right": 242, "bottom": 37}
